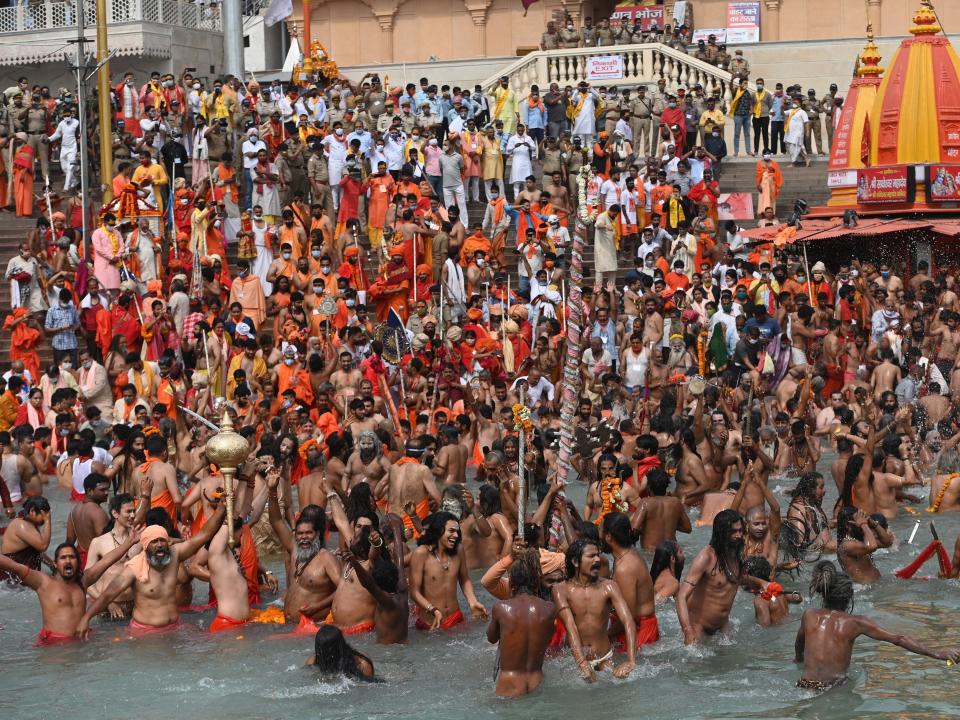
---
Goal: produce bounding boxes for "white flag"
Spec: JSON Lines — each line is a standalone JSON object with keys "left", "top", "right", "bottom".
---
{"left": 263, "top": 0, "right": 292, "bottom": 27}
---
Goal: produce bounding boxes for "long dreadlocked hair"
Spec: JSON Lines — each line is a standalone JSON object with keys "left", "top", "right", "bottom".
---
{"left": 809, "top": 560, "right": 854, "bottom": 612}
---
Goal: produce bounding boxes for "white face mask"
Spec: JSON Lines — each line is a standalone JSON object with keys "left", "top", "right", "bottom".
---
{"left": 282, "top": 252, "right": 292, "bottom": 260}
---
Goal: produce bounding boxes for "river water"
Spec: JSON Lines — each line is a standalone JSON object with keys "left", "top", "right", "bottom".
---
{"left": 3, "top": 468, "right": 960, "bottom": 720}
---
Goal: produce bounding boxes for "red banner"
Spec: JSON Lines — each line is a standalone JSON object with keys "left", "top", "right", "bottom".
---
{"left": 928, "top": 165, "right": 960, "bottom": 202}
{"left": 610, "top": 5, "right": 666, "bottom": 29}
{"left": 857, "top": 167, "right": 909, "bottom": 204}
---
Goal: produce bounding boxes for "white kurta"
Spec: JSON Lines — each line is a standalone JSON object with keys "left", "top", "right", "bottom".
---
{"left": 594, "top": 212, "right": 618, "bottom": 273}
{"left": 250, "top": 221, "right": 274, "bottom": 295}
{"left": 571, "top": 91, "right": 599, "bottom": 135}
{"left": 785, "top": 109, "right": 808, "bottom": 146}
{"left": 505, "top": 134, "right": 535, "bottom": 184}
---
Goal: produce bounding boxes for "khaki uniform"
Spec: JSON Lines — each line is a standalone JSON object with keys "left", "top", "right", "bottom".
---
{"left": 559, "top": 28, "right": 580, "bottom": 48}
{"left": 307, "top": 152, "right": 332, "bottom": 214}
{"left": 596, "top": 27, "right": 614, "bottom": 47}
{"left": 611, "top": 27, "right": 631, "bottom": 45}
{"left": 564, "top": 144, "right": 588, "bottom": 202}
{"left": 820, "top": 93, "right": 837, "bottom": 150}
{"left": 603, "top": 96, "right": 623, "bottom": 137}
{"left": 398, "top": 111, "right": 417, "bottom": 135}
{"left": 26, "top": 104, "right": 49, "bottom": 177}
{"left": 541, "top": 145, "right": 563, "bottom": 176}
{"left": 803, "top": 96, "right": 824, "bottom": 154}
{"left": 729, "top": 56, "right": 750, "bottom": 79}
{"left": 651, "top": 92, "right": 668, "bottom": 155}
{"left": 541, "top": 31, "right": 560, "bottom": 50}
{"left": 629, "top": 94, "right": 654, "bottom": 157}
{"left": 581, "top": 26, "right": 597, "bottom": 47}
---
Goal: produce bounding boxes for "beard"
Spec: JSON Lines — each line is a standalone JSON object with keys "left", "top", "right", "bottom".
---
{"left": 719, "top": 538, "right": 744, "bottom": 581}
{"left": 146, "top": 548, "right": 173, "bottom": 570}
{"left": 296, "top": 538, "right": 322, "bottom": 566}
{"left": 359, "top": 446, "right": 377, "bottom": 463}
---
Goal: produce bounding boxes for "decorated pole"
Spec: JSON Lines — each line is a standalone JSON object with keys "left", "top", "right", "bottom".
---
{"left": 513, "top": 389, "right": 533, "bottom": 539}
{"left": 556, "top": 166, "right": 598, "bottom": 488}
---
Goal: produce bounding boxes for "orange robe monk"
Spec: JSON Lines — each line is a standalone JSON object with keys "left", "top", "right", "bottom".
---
{"left": 365, "top": 172, "right": 395, "bottom": 250}
{"left": 12, "top": 143, "right": 34, "bottom": 217}
{"left": 460, "top": 230, "right": 492, "bottom": 267}
{"left": 3, "top": 308, "right": 41, "bottom": 387}
{"left": 369, "top": 250, "right": 411, "bottom": 323}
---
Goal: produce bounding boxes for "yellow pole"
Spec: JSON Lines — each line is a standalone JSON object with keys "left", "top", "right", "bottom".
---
{"left": 96, "top": 0, "right": 112, "bottom": 202}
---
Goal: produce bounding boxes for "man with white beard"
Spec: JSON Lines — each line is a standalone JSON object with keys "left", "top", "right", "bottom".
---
{"left": 77, "top": 505, "right": 225, "bottom": 637}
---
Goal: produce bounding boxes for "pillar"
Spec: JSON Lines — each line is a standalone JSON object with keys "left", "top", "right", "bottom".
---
{"left": 763, "top": 0, "right": 780, "bottom": 41}
{"left": 866, "top": 0, "right": 882, "bottom": 36}
{"left": 366, "top": 0, "right": 398, "bottom": 63}
{"left": 464, "top": 0, "right": 491, "bottom": 56}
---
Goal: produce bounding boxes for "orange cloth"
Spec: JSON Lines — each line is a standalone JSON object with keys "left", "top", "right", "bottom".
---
{"left": 148, "top": 488, "right": 178, "bottom": 526}
{"left": 156, "top": 379, "right": 179, "bottom": 420}
{"left": 614, "top": 613, "right": 660, "bottom": 652}
{"left": 397, "top": 496, "right": 430, "bottom": 539}
{"left": 125, "top": 525, "right": 170, "bottom": 583}
{"left": 294, "top": 613, "right": 321, "bottom": 635}
{"left": 128, "top": 618, "right": 181, "bottom": 636}
{"left": 3, "top": 308, "right": 41, "bottom": 388}
{"left": 415, "top": 607, "right": 464, "bottom": 631}
{"left": 13, "top": 144, "right": 34, "bottom": 217}
{"left": 336, "top": 617, "right": 376, "bottom": 635}
{"left": 249, "top": 606, "right": 287, "bottom": 624}
{"left": 276, "top": 364, "right": 315, "bottom": 406}
{"left": 35, "top": 628, "right": 77, "bottom": 646}
{"left": 209, "top": 613, "right": 248, "bottom": 634}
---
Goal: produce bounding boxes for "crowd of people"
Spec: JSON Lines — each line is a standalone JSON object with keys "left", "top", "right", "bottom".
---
{"left": 0, "top": 39, "right": 958, "bottom": 702}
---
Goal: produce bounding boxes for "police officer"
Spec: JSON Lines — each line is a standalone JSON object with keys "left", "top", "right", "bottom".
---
{"left": 804, "top": 88, "right": 824, "bottom": 155}
{"left": 630, "top": 85, "right": 654, "bottom": 155}
{"left": 26, "top": 93, "right": 50, "bottom": 178}
{"left": 580, "top": 16, "right": 597, "bottom": 47}
{"left": 821, "top": 82, "right": 839, "bottom": 151}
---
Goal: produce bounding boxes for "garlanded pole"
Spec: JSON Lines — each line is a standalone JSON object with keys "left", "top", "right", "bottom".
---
{"left": 556, "top": 165, "right": 599, "bottom": 488}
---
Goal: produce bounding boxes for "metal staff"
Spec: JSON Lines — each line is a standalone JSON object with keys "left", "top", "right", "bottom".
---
{"left": 438, "top": 280, "right": 444, "bottom": 341}
{"left": 517, "top": 385, "right": 527, "bottom": 540}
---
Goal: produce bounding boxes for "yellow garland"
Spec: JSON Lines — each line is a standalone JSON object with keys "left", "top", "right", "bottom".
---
{"left": 597, "top": 477, "right": 628, "bottom": 525}
{"left": 927, "top": 473, "right": 958, "bottom": 513}
{"left": 697, "top": 329, "right": 707, "bottom": 376}
{"left": 512, "top": 403, "right": 533, "bottom": 434}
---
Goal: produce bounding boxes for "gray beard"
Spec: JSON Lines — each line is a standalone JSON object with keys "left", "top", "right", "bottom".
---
{"left": 146, "top": 550, "right": 172, "bottom": 570}
{"left": 359, "top": 448, "right": 377, "bottom": 463}
{"left": 296, "top": 540, "right": 322, "bottom": 567}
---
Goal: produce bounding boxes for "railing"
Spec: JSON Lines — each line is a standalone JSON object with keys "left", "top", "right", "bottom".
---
{"left": 481, "top": 43, "right": 743, "bottom": 103}
{"left": 0, "top": 0, "right": 222, "bottom": 34}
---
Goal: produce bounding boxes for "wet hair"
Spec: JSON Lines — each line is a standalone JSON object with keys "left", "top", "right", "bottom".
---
{"left": 312, "top": 625, "right": 374, "bottom": 681}
{"left": 344, "top": 482, "right": 377, "bottom": 523}
{"left": 793, "top": 471, "right": 825, "bottom": 505}
{"left": 840, "top": 456, "right": 864, "bottom": 506}
{"left": 647, "top": 468, "right": 671, "bottom": 496}
{"left": 509, "top": 547, "right": 543, "bottom": 597}
{"left": 602, "top": 511, "right": 639, "bottom": 548}
{"left": 742, "top": 554, "right": 772, "bottom": 582}
{"left": 836, "top": 506, "right": 864, "bottom": 543}
{"left": 371, "top": 557, "right": 399, "bottom": 593}
{"left": 478, "top": 484, "right": 501, "bottom": 517}
{"left": 297, "top": 504, "right": 326, "bottom": 534}
{"left": 709, "top": 509, "right": 744, "bottom": 582}
{"left": 564, "top": 538, "right": 600, "bottom": 579}
{"left": 22, "top": 496, "right": 50, "bottom": 516}
{"left": 809, "top": 560, "right": 854, "bottom": 612}
{"left": 417, "top": 511, "right": 459, "bottom": 552}
{"left": 650, "top": 539, "right": 684, "bottom": 581}
{"left": 83, "top": 472, "right": 109, "bottom": 493}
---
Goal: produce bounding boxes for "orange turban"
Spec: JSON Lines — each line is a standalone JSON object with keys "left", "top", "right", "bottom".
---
{"left": 467, "top": 308, "right": 483, "bottom": 321}
{"left": 416, "top": 263, "right": 431, "bottom": 277}
{"left": 344, "top": 246, "right": 360, "bottom": 258}
{"left": 389, "top": 244, "right": 405, "bottom": 258}
{"left": 125, "top": 525, "right": 169, "bottom": 583}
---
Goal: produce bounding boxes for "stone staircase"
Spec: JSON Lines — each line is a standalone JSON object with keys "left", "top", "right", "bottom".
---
{"left": 718, "top": 157, "right": 831, "bottom": 223}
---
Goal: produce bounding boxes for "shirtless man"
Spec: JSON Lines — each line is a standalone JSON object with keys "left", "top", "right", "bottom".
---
{"left": 65, "top": 473, "right": 110, "bottom": 567}
{"left": 78, "top": 505, "right": 225, "bottom": 636}
{"left": 677, "top": 509, "right": 762, "bottom": 644}
{"left": 342, "top": 431, "right": 391, "bottom": 494}
{"left": 330, "top": 352, "right": 363, "bottom": 412}
{"left": 85, "top": 489, "right": 150, "bottom": 619}
{"left": 205, "top": 516, "right": 251, "bottom": 633}
{"left": 337, "top": 514, "right": 409, "bottom": 644}
{"left": 487, "top": 546, "right": 557, "bottom": 698}
{"left": 266, "top": 468, "right": 341, "bottom": 624}
{"left": 795, "top": 560, "right": 959, "bottom": 691}
{"left": 836, "top": 507, "right": 882, "bottom": 585}
{"left": 464, "top": 484, "right": 513, "bottom": 570}
{"left": 409, "top": 511, "right": 487, "bottom": 629}
{"left": 630, "top": 468, "right": 691, "bottom": 550}
{"left": 743, "top": 555, "right": 801, "bottom": 626}
{"left": 602, "top": 512, "right": 658, "bottom": 650}
{"left": 871, "top": 349, "right": 901, "bottom": 402}
{"left": 132, "top": 434, "right": 182, "bottom": 527}
{"left": 0, "top": 496, "right": 52, "bottom": 583}
{"left": 552, "top": 538, "right": 636, "bottom": 681}
{"left": 433, "top": 424, "right": 468, "bottom": 485}
{"left": 379, "top": 438, "right": 441, "bottom": 531}
{"left": 0, "top": 535, "right": 140, "bottom": 644}
{"left": 642, "top": 298, "right": 663, "bottom": 348}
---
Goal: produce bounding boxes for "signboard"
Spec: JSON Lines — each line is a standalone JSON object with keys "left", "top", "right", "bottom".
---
{"left": 828, "top": 169, "right": 857, "bottom": 188}
{"left": 692, "top": 28, "right": 727, "bottom": 43}
{"left": 717, "top": 192, "right": 754, "bottom": 221}
{"left": 927, "top": 165, "right": 960, "bottom": 202}
{"left": 610, "top": 4, "right": 666, "bottom": 30}
{"left": 586, "top": 55, "right": 624, "bottom": 81}
{"left": 857, "top": 167, "right": 910, "bottom": 204}
{"left": 726, "top": 1, "right": 760, "bottom": 43}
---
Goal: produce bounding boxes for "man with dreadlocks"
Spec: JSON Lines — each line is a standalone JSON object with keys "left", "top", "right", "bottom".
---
{"left": 343, "top": 430, "right": 391, "bottom": 494}
{"left": 677, "top": 508, "right": 762, "bottom": 644}
{"left": 784, "top": 471, "right": 836, "bottom": 565}
{"left": 487, "top": 545, "right": 557, "bottom": 698}
{"left": 795, "top": 560, "right": 960, "bottom": 691}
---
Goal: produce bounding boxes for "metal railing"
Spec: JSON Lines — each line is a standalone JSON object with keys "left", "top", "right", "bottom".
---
{"left": 0, "top": 0, "right": 222, "bottom": 34}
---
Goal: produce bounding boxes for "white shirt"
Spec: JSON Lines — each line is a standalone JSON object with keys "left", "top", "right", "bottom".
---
{"left": 599, "top": 178, "right": 622, "bottom": 209}
{"left": 48, "top": 117, "right": 80, "bottom": 152}
{"left": 242, "top": 138, "right": 267, "bottom": 169}
{"left": 512, "top": 376, "right": 555, "bottom": 404}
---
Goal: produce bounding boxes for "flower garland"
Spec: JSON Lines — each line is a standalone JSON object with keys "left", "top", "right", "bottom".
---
{"left": 759, "top": 582, "right": 784, "bottom": 601}
{"left": 598, "top": 477, "right": 628, "bottom": 524}
{"left": 697, "top": 329, "right": 708, "bottom": 376}
{"left": 927, "top": 473, "right": 958, "bottom": 513}
{"left": 512, "top": 403, "right": 533, "bottom": 434}
{"left": 576, "top": 165, "right": 600, "bottom": 225}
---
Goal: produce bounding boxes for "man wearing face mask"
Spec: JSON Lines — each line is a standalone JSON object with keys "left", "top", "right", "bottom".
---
{"left": 228, "top": 260, "right": 267, "bottom": 330}
{"left": 45, "top": 288, "right": 81, "bottom": 367}
{"left": 115, "top": 72, "right": 142, "bottom": 138}
{"left": 784, "top": 95, "right": 810, "bottom": 167}
{"left": 89, "top": 215, "right": 126, "bottom": 298}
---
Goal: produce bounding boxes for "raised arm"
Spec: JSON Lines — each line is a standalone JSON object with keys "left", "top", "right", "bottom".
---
{"left": 175, "top": 504, "right": 226, "bottom": 560}
{"left": 266, "top": 467, "right": 294, "bottom": 554}
{"left": 82, "top": 528, "right": 142, "bottom": 589}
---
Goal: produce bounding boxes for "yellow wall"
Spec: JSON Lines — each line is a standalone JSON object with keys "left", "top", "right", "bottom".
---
{"left": 297, "top": 0, "right": 960, "bottom": 67}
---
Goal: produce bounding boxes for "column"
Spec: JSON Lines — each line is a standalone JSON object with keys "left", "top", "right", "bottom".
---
{"left": 365, "top": 0, "right": 398, "bottom": 63}
{"left": 763, "top": 0, "right": 780, "bottom": 41}
{"left": 866, "top": 0, "right": 881, "bottom": 36}
{"left": 464, "top": 0, "right": 491, "bottom": 57}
